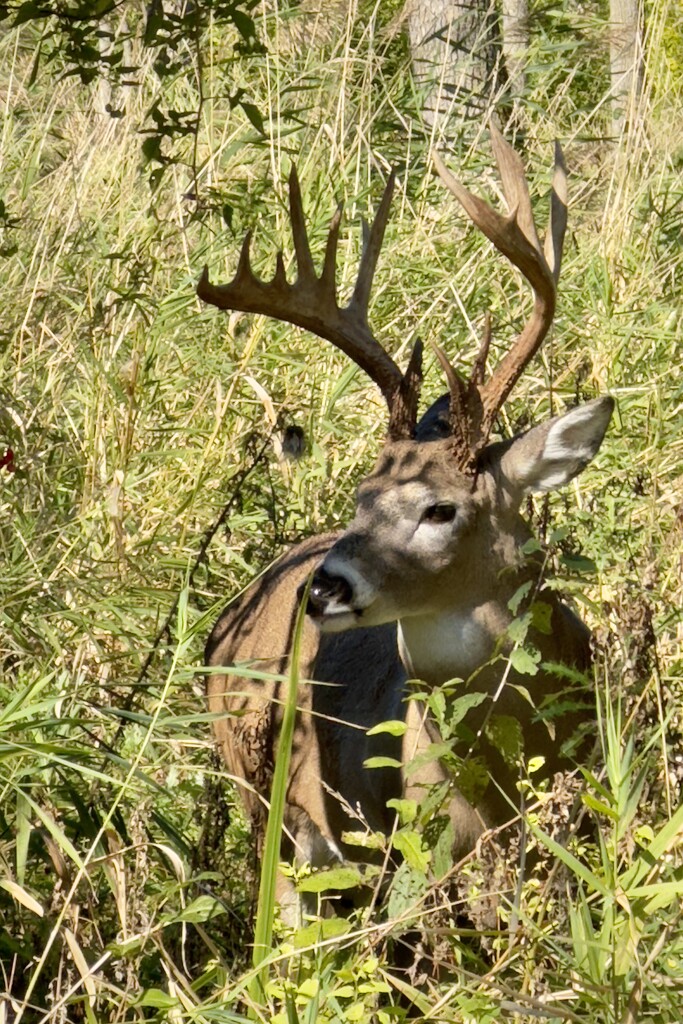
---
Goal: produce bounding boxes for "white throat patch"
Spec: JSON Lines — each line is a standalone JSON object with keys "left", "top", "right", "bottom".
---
{"left": 397, "top": 609, "right": 495, "bottom": 684}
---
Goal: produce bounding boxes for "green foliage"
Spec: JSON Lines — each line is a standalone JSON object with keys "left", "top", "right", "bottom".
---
{"left": 531, "top": 695, "right": 683, "bottom": 1019}
{"left": 0, "top": 0, "right": 681, "bottom": 1019}
{"left": 249, "top": 576, "right": 310, "bottom": 1011}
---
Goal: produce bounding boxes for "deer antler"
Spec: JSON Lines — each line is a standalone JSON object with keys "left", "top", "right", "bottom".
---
{"left": 432, "top": 124, "right": 568, "bottom": 469}
{"left": 197, "top": 167, "right": 422, "bottom": 440}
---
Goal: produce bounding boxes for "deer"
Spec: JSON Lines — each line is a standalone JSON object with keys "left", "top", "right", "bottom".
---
{"left": 198, "top": 126, "right": 614, "bottom": 922}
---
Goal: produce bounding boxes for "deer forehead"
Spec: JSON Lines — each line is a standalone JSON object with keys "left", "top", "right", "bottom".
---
{"left": 355, "top": 440, "right": 490, "bottom": 516}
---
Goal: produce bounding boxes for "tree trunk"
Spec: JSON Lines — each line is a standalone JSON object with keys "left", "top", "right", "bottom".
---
{"left": 406, "top": 0, "right": 498, "bottom": 125}
{"left": 500, "top": 0, "right": 528, "bottom": 100}
{"left": 609, "top": 0, "right": 642, "bottom": 134}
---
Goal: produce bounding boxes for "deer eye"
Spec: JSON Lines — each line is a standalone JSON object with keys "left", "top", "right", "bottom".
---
{"left": 422, "top": 502, "right": 457, "bottom": 524}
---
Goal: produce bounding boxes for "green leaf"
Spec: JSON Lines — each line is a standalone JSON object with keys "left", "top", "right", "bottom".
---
{"left": 291, "top": 916, "right": 351, "bottom": 948}
{"left": 507, "top": 613, "right": 532, "bottom": 644}
{"left": 233, "top": 9, "right": 257, "bottom": 43}
{"left": 240, "top": 100, "right": 265, "bottom": 134}
{"left": 341, "top": 830, "right": 386, "bottom": 850}
{"left": 485, "top": 714, "right": 523, "bottom": 766}
{"left": 430, "top": 818, "right": 456, "bottom": 879}
{"left": 529, "top": 825, "right": 610, "bottom": 897}
{"left": 366, "top": 719, "right": 407, "bottom": 737}
{"left": 393, "top": 828, "right": 431, "bottom": 873}
{"left": 530, "top": 600, "right": 553, "bottom": 634}
{"left": 141, "top": 135, "right": 163, "bottom": 164}
{"left": 387, "top": 861, "right": 428, "bottom": 923}
{"left": 134, "top": 989, "right": 178, "bottom": 1009}
{"left": 172, "top": 895, "right": 226, "bottom": 923}
{"left": 251, "top": 571, "right": 310, "bottom": 1002}
{"left": 403, "top": 742, "right": 451, "bottom": 778}
{"left": 548, "top": 526, "right": 570, "bottom": 544}
{"left": 386, "top": 798, "right": 417, "bottom": 825}
{"left": 12, "top": 2, "right": 42, "bottom": 27}
{"left": 15, "top": 791, "right": 30, "bottom": 887}
{"left": 581, "top": 792, "right": 619, "bottom": 820}
{"left": 509, "top": 646, "right": 541, "bottom": 676}
{"left": 363, "top": 756, "right": 403, "bottom": 770}
{"left": 447, "top": 690, "right": 487, "bottom": 728}
{"left": 297, "top": 867, "right": 364, "bottom": 893}
{"left": 508, "top": 580, "right": 533, "bottom": 614}
{"left": 560, "top": 553, "right": 597, "bottom": 573}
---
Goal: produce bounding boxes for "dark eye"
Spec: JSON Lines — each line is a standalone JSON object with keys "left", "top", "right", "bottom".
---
{"left": 422, "top": 503, "right": 457, "bottom": 524}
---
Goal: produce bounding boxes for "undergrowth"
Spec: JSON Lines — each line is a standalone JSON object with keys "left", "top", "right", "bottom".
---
{"left": 0, "top": 0, "right": 681, "bottom": 1020}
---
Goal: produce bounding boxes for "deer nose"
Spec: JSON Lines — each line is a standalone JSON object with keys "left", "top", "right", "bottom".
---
{"left": 305, "top": 568, "right": 354, "bottom": 614}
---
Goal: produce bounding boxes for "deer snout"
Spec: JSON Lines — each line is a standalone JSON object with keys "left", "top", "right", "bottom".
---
{"left": 305, "top": 567, "right": 354, "bottom": 616}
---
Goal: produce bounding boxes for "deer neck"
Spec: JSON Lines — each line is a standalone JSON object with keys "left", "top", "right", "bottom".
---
{"left": 397, "top": 601, "right": 511, "bottom": 686}
{"left": 396, "top": 518, "right": 534, "bottom": 687}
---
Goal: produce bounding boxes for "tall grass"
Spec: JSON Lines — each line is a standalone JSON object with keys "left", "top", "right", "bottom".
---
{"left": 0, "top": 0, "right": 681, "bottom": 1020}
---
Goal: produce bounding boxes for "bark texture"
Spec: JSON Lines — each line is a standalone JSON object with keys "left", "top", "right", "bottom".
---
{"left": 609, "top": 0, "right": 643, "bottom": 133}
{"left": 406, "top": 0, "right": 499, "bottom": 123}
{"left": 500, "top": 0, "right": 528, "bottom": 99}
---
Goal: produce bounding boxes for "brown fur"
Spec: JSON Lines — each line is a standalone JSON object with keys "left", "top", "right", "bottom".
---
{"left": 205, "top": 401, "right": 612, "bottom": 914}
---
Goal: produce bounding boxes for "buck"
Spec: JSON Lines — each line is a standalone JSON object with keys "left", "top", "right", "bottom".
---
{"left": 199, "top": 127, "right": 613, "bottom": 918}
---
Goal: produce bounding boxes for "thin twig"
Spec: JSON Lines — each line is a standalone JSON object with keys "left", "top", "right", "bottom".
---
{"left": 118, "top": 433, "right": 272, "bottom": 726}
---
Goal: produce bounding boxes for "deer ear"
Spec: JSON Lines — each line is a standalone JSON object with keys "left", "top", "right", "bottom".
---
{"left": 500, "top": 397, "right": 614, "bottom": 495}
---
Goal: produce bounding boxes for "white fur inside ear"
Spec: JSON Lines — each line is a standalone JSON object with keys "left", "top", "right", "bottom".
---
{"left": 544, "top": 402, "right": 605, "bottom": 459}
{"left": 530, "top": 401, "right": 612, "bottom": 492}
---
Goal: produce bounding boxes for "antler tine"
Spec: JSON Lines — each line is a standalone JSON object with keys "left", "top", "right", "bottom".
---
{"left": 288, "top": 165, "right": 317, "bottom": 281}
{"left": 320, "top": 202, "right": 343, "bottom": 289}
{"left": 431, "top": 341, "right": 470, "bottom": 454}
{"left": 432, "top": 130, "right": 568, "bottom": 460}
{"left": 388, "top": 338, "right": 424, "bottom": 440}
{"left": 477, "top": 135, "right": 567, "bottom": 436}
{"left": 489, "top": 123, "right": 542, "bottom": 257}
{"left": 197, "top": 167, "right": 423, "bottom": 434}
{"left": 544, "top": 141, "right": 568, "bottom": 285}
{"left": 351, "top": 171, "right": 396, "bottom": 318}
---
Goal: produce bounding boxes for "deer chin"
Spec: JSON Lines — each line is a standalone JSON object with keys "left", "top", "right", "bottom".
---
{"left": 315, "top": 611, "right": 360, "bottom": 633}
{"left": 307, "top": 604, "right": 363, "bottom": 633}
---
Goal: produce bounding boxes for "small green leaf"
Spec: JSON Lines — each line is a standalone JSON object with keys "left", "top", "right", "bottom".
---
{"left": 291, "top": 916, "right": 351, "bottom": 948}
{"left": 431, "top": 818, "right": 455, "bottom": 879}
{"left": 530, "top": 600, "right": 553, "bottom": 634}
{"left": 387, "top": 861, "right": 428, "bottom": 922}
{"left": 581, "top": 792, "right": 619, "bottom": 820}
{"left": 142, "top": 135, "right": 163, "bottom": 164}
{"left": 485, "top": 714, "right": 523, "bottom": 766}
{"left": 134, "top": 989, "right": 178, "bottom": 1009}
{"left": 393, "top": 828, "right": 431, "bottom": 873}
{"left": 447, "top": 691, "right": 487, "bottom": 728}
{"left": 548, "top": 526, "right": 570, "bottom": 544}
{"left": 386, "top": 798, "right": 417, "bottom": 825}
{"left": 560, "top": 553, "right": 597, "bottom": 573}
{"left": 508, "top": 580, "right": 533, "bottom": 614}
{"left": 403, "top": 742, "right": 451, "bottom": 777}
{"left": 363, "top": 756, "right": 403, "bottom": 770}
{"left": 297, "top": 867, "right": 364, "bottom": 893}
{"left": 507, "top": 613, "right": 532, "bottom": 644}
{"left": 341, "top": 830, "right": 385, "bottom": 850}
{"left": 172, "top": 895, "right": 226, "bottom": 923}
{"left": 233, "top": 9, "right": 257, "bottom": 43}
{"left": 509, "top": 646, "right": 541, "bottom": 675}
{"left": 367, "top": 719, "right": 407, "bottom": 737}
{"left": 240, "top": 100, "right": 265, "bottom": 134}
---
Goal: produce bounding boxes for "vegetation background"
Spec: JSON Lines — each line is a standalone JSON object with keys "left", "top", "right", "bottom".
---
{"left": 0, "top": 0, "right": 681, "bottom": 1020}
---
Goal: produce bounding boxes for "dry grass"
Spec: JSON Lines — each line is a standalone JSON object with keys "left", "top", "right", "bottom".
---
{"left": 0, "top": 0, "right": 681, "bottom": 1020}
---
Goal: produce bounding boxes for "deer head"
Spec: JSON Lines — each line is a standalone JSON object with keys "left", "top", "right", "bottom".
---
{"left": 198, "top": 129, "right": 613, "bottom": 657}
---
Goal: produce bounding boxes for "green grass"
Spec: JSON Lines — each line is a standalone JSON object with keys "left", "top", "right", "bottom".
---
{"left": 1, "top": 0, "right": 682, "bottom": 1020}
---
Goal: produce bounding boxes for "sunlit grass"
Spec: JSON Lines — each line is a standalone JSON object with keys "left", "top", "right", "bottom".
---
{"left": 0, "top": 0, "right": 681, "bottom": 1019}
